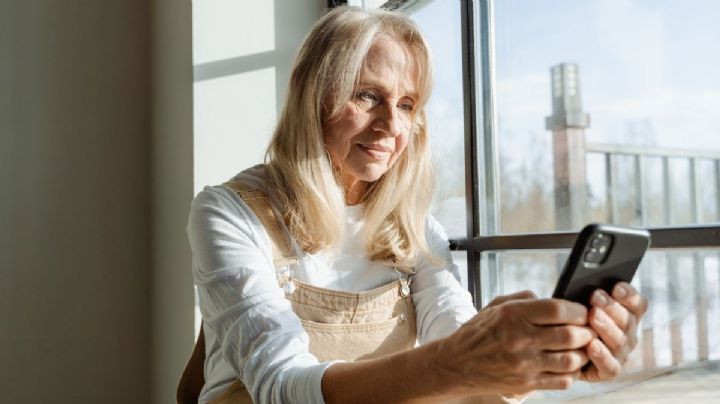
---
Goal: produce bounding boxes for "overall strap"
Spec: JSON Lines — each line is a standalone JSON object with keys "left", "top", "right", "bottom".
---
{"left": 223, "top": 180, "right": 298, "bottom": 269}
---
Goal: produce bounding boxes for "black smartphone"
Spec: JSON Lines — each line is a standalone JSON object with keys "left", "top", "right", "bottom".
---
{"left": 552, "top": 223, "right": 651, "bottom": 306}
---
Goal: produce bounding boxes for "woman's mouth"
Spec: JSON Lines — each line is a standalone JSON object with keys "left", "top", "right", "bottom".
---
{"left": 357, "top": 143, "right": 392, "bottom": 159}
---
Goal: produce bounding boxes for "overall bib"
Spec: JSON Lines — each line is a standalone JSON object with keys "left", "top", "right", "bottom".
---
{"left": 178, "top": 180, "right": 515, "bottom": 404}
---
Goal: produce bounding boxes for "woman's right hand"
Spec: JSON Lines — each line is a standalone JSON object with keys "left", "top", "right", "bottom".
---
{"left": 432, "top": 291, "right": 594, "bottom": 397}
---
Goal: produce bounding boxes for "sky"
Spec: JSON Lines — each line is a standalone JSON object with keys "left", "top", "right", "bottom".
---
{"left": 413, "top": 0, "right": 720, "bottom": 152}
{"left": 493, "top": 0, "right": 720, "bottom": 150}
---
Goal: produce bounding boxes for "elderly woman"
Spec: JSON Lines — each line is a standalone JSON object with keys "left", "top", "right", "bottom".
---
{"left": 183, "top": 6, "right": 647, "bottom": 404}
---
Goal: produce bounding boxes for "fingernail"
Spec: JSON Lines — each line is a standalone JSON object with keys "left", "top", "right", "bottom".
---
{"left": 592, "top": 291, "right": 608, "bottom": 306}
{"left": 615, "top": 284, "right": 628, "bottom": 298}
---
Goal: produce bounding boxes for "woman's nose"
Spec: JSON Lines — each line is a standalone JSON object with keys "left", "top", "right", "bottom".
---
{"left": 372, "top": 103, "right": 404, "bottom": 137}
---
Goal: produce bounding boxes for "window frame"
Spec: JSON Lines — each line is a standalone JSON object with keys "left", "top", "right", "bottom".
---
{"left": 454, "top": 0, "right": 720, "bottom": 308}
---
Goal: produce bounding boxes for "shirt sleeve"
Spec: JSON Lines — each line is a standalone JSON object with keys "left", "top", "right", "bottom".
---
{"left": 412, "top": 216, "right": 478, "bottom": 345}
{"left": 187, "top": 186, "right": 332, "bottom": 404}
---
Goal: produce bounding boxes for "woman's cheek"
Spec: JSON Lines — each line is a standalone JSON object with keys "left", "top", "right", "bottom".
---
{"left": 388, "top": 136, "right": 409, "bottom": 168}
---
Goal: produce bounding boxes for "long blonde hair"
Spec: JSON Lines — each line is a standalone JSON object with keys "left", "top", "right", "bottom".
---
{"left": 265, "top": 6, "right": 438, "bottom": 271}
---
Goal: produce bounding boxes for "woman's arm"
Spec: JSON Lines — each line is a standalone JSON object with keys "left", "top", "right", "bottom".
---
{"left": 322, "top": 296, "right": 595, "bottom": 403}
{"left": 190, "top": 192, "right": 599, "bottom": 403}
{"left": 188, "top": 186, "right": 330, "bottom": 403}
{"left": 319, "top": 216, "right": 593, "bottom": 403}
{"left": 412, "top": 216, "right": 477, "bottom": 344}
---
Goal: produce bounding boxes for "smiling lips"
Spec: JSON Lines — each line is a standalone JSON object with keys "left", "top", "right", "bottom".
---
{"left": 357, "top": 143, "right": 392, "bottom": 159}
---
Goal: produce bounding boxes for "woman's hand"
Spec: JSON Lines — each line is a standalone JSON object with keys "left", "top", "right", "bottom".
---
{"left": 581, "top": 282, "right": 649, "bottom": 382}
{"left": 432, "top": 291, "right": 595, "bottom": 397}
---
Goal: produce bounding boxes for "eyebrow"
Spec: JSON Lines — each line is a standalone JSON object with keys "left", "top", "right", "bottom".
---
{"left": 357, "top": 80, "right": 419, "bottom": 100}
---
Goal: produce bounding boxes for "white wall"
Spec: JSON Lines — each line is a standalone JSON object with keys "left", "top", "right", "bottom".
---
{"left": 192, "top": 0, "right": 326, "bottom": 194}
{"left": 155, "top": 0, "right": 329, "bottom": 400}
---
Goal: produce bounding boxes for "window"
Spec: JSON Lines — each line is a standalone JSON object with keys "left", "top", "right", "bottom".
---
{"left": 381, "top": 0, "right": 720, "bottom": 400}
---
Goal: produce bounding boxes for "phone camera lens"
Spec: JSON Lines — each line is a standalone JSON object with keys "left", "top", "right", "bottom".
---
{"left": 591, "top": 234, "right": 605, "bottom": 248}
{"left": 584, "top": 251, "right": 603, "bottom": 264}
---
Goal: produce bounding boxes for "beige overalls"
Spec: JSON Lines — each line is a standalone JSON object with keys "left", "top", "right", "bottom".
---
{"left": 177, "top": 180, "right": 516, "bottom": 404}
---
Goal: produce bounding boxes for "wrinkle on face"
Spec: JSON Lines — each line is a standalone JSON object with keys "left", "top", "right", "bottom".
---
{"left": 322, "top": 35, "right": 420, "bottom": 204}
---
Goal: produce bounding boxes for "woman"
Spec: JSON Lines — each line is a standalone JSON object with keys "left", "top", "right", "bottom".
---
{"left": 184, "top": 6, "right": 647, "bottom": 404}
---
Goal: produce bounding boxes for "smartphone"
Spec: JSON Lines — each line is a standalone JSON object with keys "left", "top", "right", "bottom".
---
{"left": 552, "top": 223, "right": 651, "bottom": 306}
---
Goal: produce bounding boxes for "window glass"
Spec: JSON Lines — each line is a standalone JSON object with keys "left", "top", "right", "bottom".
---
{"left": 494, "top": 0, "right": 720, "bottom": 233}
{"left": 412, "top": 1, "right": 467, "bottom": 239}
{"left": 487, "top": 1, "right": 720, "bottom": 397}
{"left": 485, "top": 250, "right": 720, "bottom": 401}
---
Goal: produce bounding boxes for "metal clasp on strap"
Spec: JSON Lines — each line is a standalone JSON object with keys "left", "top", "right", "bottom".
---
{"left": 395, "top": 267, "right": 415, "bottom": 297}
{"left": 276, "top": 259, "right": 298, "bottom": 295}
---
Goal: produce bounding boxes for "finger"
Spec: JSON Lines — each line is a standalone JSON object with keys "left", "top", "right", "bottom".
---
{"left": 534, "top": 325, "right": 596, "bottom": 350}
{"left": 589, "top": 307, "right": 636, "bottom": 356}
{"left": 533, "top": 371, "right": 580, "bottom": 391}
{"left": 540, "top": 350, "right": 589, "bottom": 373}
{"left": 487, "top": 290, "right": 537, "bottom": 308}
{"left": 517, "top": 299, "right": 588, "bottom": 326}
{"left": 583, "top": 338, "right": 623, "bottom": 381}
{"left": 612, "top": 282, "right": 648, "bottom": 319}
{"left": 590, "top": 289, "right": 633, "bottom": 331}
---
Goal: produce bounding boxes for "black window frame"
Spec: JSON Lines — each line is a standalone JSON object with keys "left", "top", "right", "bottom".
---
{"left": 454, "top": 0, "right": 720, "bottom": 307}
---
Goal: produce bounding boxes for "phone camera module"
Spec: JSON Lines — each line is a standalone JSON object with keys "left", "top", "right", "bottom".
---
{"left": 584, "top": 234, "right": 614, "bottom": 266}
{"left": 584, "top": 250, "right": 603, "bottom": 264}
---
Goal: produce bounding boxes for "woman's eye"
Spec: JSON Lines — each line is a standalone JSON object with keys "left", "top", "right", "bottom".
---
{"left": 399, "top": 102, "right": 415, "bottom": 112}
{"left": 356, "top": 91, "right": 378, "bottom": 102}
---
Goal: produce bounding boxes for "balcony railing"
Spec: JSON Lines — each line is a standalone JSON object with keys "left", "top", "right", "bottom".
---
{"left": 586, "top": 143, "right": 720, "bottom": 371}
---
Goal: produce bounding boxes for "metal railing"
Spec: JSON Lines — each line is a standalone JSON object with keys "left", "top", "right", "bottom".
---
{"left": 587, "top": 143, "right": 720, "bottom": 370}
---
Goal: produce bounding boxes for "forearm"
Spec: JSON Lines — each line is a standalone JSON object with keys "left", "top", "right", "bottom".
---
{"left": 321, "top": 339, "right": 459, "bottom": 403}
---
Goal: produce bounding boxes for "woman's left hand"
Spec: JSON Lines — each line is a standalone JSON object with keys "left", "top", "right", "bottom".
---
{"left": 581, "top": 282, "right": 648, "bottom": 382}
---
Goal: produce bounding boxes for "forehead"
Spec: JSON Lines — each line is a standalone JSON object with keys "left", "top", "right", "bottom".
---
{"left": 359, "top": 36, "right": 419, "bottom": 96}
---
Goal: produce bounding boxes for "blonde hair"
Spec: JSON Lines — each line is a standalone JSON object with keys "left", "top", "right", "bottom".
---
{"left": 265, "top": 6, "right": 438, "bottom": 272}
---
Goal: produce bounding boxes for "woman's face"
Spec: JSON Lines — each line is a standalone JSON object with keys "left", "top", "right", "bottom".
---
{"left": 323, "top": 36, "right": 419, "bottom": 202}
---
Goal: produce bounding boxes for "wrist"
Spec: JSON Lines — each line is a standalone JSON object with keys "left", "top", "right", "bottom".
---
{"left": 408, "top": 338, "right": 463, "bottom": 400}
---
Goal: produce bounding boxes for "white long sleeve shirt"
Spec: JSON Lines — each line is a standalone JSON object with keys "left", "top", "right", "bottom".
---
{"left": 187, "top": 165, "right": 477, "bottom": 404}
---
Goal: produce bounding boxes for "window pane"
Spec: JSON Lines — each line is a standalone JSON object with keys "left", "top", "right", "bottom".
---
{"left": 412, "top": 1, "right": 467, "bottom": 239}
{"left": 494, "top": 0, "right": 720, "bottom": 233}
{"left": 482, "top": 250, "right": 720, "bottom": 401}
{"left": 452, "top": 251, "right": 469, "bottom": 291}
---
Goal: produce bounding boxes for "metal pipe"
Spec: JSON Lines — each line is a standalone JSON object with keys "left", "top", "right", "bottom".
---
{"left": 635, "top": 154, "right": 656, "bottom": 369}
{"left": 588, "top": 142, "right": 720, "bottom": 160}
{"left": 689, "top": 158, "right": 709, "bottom": 361}
{"left": 605, "top": 153, "right": 615, "bottom": 222}
{"left": 634, "top": 155, "right": 647, "bottom": 226}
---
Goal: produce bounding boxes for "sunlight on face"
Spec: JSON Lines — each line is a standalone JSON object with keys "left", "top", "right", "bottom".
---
{"left": 323, "top": 36, "right": 419, "bottom": 204}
